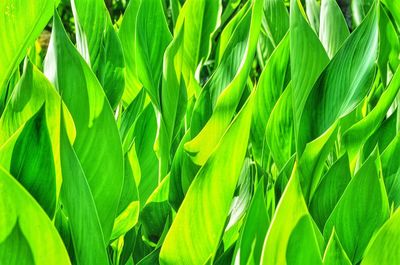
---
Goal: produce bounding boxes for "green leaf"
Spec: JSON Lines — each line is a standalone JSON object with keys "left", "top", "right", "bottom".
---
{"left": 71, "top": 0, "right": 125, "bottom": 108}
{"left": 265, "top": 82, "right": 294, "bottom": 170}
{"left": 298, "top": 1, "right": 378, "bottom": 153}
{"left": 305, "top": 0, "right": 320, "bottom": 33}
{"left": 168, "top": 130, "right": 200, "bottom": 210}
{"left": 223, "top": 158, "right": 254, "bottom": 251}
{"left": 118, "top": 0, "right": 143, "bottom": 104}
{"left": 290, "top": 0, "right": 329, "bottom": 152}
{"left": 157, "top": 26, "right": 187, "bottom": 178}
{"left": 44, "top": 11, "right": 124, "bottom": 242}
{"left": 380, "top": 134, "right": 400, "bottom": 208}
{"left": 134, "top": 104, "right": 159, "bottom": 207}
{"left": 343, "top": 66, "right": 400, "bottom": 166}
{"left": 221, "top": 0, "right": 241, "bottom": 25}
{"left": 160, "top": 94, "right": 254, "bottom": 264}
{"left": 324, "top": 149, "right": 390, "bottom": 263}
{"left": 140, "top": 175, "right": 171, "bottom": 243}
{"left": 233, "top": 181, "right": 269, "bottom": 265}
{"left": 111, "top": 149, "right": 140, "bottom": 240}
{"left": 0, "top": 59, "right": 75, "bottom": 203}
{"left": 381, "top": 0, "right": 400, "bottom": 30}
{"left": 309, "top": 154, "right": 351, "bottom": 230}
{"left": 0, "top": 166, "right": 70, "bottom": 264}
{"left": 173, "top": 0, "right": 221, "bottom": 97}
{"left": 59, "top": 111, "right": 109, "bottom": 265}
{"left": 378, "top": 6, "right": 400, "bottom": 85}
{"left": 296, "top": 122, "right": 338, "bottom": 202}
{"left": 10, "top": 105, "right": 56, "bottom": 218}
{"left": 137, "top": 248, "right": 162, "bottom": 265}
{"left": 286, "top": 215, "right": 323, "bottom": 265}
{"left": 257, "top": 0, "right": 289, "bottom": 64}
{"left": 362, "top": 208, "right": 400, "bottom": 265}
{"left": 251, "top": 33, "right": 290, "bottom": 168}
{"left": 0, "top": 0, "right": 55, "bottom": 101}
{"left": 323, "top": 229, "right": 352, "bottom": 265}
{"left": 363, "top": 111, "right": 397, "bottom": 159}
{"left": 319, "top": 0, "right": 350, "bottom": 58}
{"left": 119, "top": 0, "right": 172, "bottom": 106}
{"left": 184, "top": 0, "right": 263, "bottom": 165}
{"left": 352, "top": 0, "right": 374, "bottom": 26}
{"left": 119, "top": 88, "right": 146, "bottom": 152}
{"left": 0, "top": 221, "right": 34, "bottom": 265}
{"left": 261, "top": 170, "right": 322, "bottom": 264}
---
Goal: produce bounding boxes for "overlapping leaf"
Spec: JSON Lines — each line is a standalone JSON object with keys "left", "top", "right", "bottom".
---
{"left": 0, "top": 0, "right": 56, "bottom": 112}
{"left": 0, "top": 166, "right": 70, "bottom": 264}
{"left": 323, "top": 149, "right": 389, "bottom": 263}
{"left": 185, "top": 0, "right": 263, "bottom": 165}
{"left": 71, "top": 0, "right": 125, "bottom": 108}
{"left": 119, "top": 0, "right": 172, "bottom": 106}
{"left": 297, "top": 1, "right": 378, "bottom": 153}
{"left": 44, "top": 12, "right": 124, "bottom": 242}
{"left": 160, "top": 95, "right": 254, "bottom": 264}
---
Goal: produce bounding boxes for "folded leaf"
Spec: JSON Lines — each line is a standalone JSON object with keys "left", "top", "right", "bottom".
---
{"left": 343, "top": 66, "right": 400, "bottom": 166}
{"left": 319, "top": 0, "right": 350, "bottom": 58}
{"left": 233, "top": 181, "right": 269, "bottom": 265}
{"left": 174, "top": 0, "right": 221, "bottom": 97}
{"left": 380, "top": 134, "right": 400, "bottom": 208}
{"left": 0, "top": 59, "right": 75, "bottom": 202}
{"left": 0, "top": 0, "right": 55, "bottom": 107}
{"left": 257, "top": 0, "right": 289, "bottom": 64}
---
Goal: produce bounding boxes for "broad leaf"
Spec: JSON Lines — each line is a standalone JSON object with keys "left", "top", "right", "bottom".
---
{"left": 343, "top": 66, "right": 400, "bottom": 166}
{"left": 45, "top": 12, "right": 124, "bottom": 242}
{"left": 266, "top": 83, "right": 294, "bottom": 170}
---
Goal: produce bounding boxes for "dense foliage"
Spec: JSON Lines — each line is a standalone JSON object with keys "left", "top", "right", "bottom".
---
{"left": 0, "top": 0, "right": 399, "bottom": 264}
